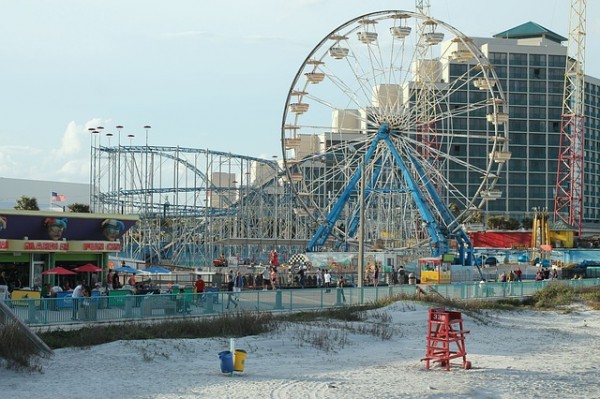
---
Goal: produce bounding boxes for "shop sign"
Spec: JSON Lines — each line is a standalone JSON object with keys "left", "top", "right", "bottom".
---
{"left": 12, "top": 240, "right": 70, "bottom": 252}
{"left": 69, "top": 241, "right": 122, "bottom": 252}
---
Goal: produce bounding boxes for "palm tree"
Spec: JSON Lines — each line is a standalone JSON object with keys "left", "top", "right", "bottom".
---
{"left": 68, "top": 203, "right": 91, "bottom": 213}
{"left": 14, "top": 196, "right": 39, "bottom": 210}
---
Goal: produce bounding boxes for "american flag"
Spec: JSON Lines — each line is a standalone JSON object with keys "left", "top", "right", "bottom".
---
{"left": 51, "top": 191, "right": 66, "bottom": 203}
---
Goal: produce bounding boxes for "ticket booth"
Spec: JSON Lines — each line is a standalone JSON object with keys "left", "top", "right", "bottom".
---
{"left": 418, "top": 255, "right": 452, "bottom": 284}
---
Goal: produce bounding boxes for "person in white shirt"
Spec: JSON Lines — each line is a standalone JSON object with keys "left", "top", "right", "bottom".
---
{"left": 71, "top": 281, "right": 84, "bottom": 320}
{"left": 262, "top": 266, "right": 270, "bottom": 290}
{"left": 324, "top": 270, "right": 332, "bottom": 292}
{"left": 316, "top": 268, "right": 323, "bottom": 288}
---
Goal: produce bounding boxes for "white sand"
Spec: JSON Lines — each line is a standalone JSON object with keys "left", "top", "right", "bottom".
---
{"left": 1, "top": 302, "right": 599, "bottom": 399}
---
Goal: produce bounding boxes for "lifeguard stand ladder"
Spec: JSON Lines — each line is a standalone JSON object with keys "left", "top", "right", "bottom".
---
{"left": 421, "top": 308, "right": 472, "bottom": 370}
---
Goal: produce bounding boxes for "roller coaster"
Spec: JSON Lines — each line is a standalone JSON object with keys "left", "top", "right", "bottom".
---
{"left": 90, "top": 143, "right": 312, "bottom": 267}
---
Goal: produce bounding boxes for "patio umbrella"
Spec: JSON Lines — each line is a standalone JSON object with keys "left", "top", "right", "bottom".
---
{"left": 41, "top": 266, "right": 76, "bottom": 287}
{"left": 73, "top": 263, "right": 103, "bottom": 273}
{"left": 112, "top": 265, "right": 140, "bottom": 274}
{"left": 73, "top": 263, "right": 103, "bottom": 285}
{"left": 144, "top": 265, "right": 172, "bottom": 274}
{"left": 41, "top": 266, "right": 76, "bottom": 276}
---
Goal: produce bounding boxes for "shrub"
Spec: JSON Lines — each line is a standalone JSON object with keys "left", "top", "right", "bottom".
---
{"left": 0, "top": 321, "right": 44, "bottom": 371}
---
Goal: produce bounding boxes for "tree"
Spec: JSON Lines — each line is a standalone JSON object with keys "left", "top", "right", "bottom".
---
{"left": 14, "top": 196, "right": 39, "bottom": 210}
{"left": 521, "top": 217, "right": 533, "bottom": 229}
{"left": 68, "top": 203, "right": 91, "bottom": 213}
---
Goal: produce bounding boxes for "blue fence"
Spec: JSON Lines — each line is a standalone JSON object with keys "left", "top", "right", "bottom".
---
{"left": 2, "top": 279, "right": 599, "bottom": 326}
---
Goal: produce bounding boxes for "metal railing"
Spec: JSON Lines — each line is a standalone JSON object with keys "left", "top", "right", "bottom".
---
{"left": 1, "top": 279, "right": 599, "bottom": 326}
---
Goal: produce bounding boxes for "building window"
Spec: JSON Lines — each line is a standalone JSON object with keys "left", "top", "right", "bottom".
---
{"left": 549, "top": 55, "right": 566, "bottom": 67}
{"left": 509, "top": 106, "right": 528, "bottom": 118}
{"left": 548, "top": 68, "right": 564, "bottom": 80}
{"left": 489, "top": 52, "right": 507, "bottom": 65}
{"left": 509, "top": 66, "right": 528, "bottom": 79}
{"left": 530, "top": 67, "right": 546, "bottom": 80}
{"left": 529, "top": 54, "right": 547, "bottom": 66}
{"left": 529, "top": 121, "right": 547, "bottom": 133}
{"left": 529, "top": 107, "right": 547, "bottom": 119}
{"left": 529, "top": 81, "right": 547, "bottom": 93}
{"left": 509, "top": 53, "right": 527, "bottom": 65}
{"left": 509, "top": 80, "right": 528, "bottom": 92}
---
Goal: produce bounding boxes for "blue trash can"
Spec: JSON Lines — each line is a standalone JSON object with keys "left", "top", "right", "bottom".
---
{"left": 218, "top": 350, "right": 234, "bottom": 373}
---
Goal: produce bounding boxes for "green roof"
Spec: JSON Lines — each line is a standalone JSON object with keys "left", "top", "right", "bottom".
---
{"left": 494, "top": 21, "right": 567, "bottom": 43}
{"left": 549, "top": 219, "right": 575, "bottom": 231}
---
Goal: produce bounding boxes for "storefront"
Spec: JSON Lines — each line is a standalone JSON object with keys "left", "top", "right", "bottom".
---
{"left": 0, "top": 210, "right": 137, "bottom": 291}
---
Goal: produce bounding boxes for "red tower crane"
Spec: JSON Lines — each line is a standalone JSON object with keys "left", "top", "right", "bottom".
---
{"left": 554, "top": 0, "right": 586, "bottom": 235}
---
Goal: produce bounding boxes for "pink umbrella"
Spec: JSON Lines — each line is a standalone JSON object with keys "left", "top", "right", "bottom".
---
{"left": 73, "top": 264, "right": 103, "bottom": 273}
{"left": 41, "top": 266, "right": 76, "bottom": 276}
{"left": 73, "top": 263, "right": 103, "bottom": 285}
{"left": 41, "top": 266, "right": 76, "bottom": 287}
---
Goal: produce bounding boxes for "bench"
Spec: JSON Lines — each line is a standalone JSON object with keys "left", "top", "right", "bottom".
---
{"left": 140, "top": 295, "right": 177, "bottom": 317}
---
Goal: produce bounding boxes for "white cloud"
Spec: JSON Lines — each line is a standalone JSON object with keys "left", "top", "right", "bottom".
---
{"left": 0, "top": 118, "right": 109, "bottom": 183}
{"left": 56, "top": 121, "right": 81, "bottom": 156}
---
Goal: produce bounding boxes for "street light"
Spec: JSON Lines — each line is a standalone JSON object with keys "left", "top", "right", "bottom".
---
{"left": 143, "top": 125, "right": 151, "bottom": 194}
{"left": 144, "top": 125, "right": 151, "bottom": 147}
{"left": 88, "top": 128, "right": 101, "bottom": 210}
{"left": 116, "top": 125, "right": 124, "bottom": 214}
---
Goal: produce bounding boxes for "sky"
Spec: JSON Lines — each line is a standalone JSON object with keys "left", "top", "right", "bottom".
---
{"left": 1, "top": 0, "right": 599, "bottom": 184}
{"left": 0, "top": 301, "right": 599, "bottom": 398}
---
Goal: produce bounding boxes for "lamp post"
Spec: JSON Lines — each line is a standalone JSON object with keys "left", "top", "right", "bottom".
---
{"left": 126, "top": 134, "right": 135, "bottom": 214}
{"left": 88, "top": 127, "right": 100, "bottom": 211}
{"left": 116, "top": 125, "right": 123, "bottom": 214}
{"left": 272, "top": 155, "right": 279, "bottom": 241}
{"left": 143, "top": 125, "right": 151, "bottom": 213}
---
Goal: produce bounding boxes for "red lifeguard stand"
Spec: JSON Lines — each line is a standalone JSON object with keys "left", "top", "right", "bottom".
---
{"left": 421, "top": 307, "right": 471, "bottom": 370}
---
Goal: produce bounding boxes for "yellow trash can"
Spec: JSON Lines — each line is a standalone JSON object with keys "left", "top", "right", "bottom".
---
{"left": 233, "top": 349, "right": 247, "bottom": 372}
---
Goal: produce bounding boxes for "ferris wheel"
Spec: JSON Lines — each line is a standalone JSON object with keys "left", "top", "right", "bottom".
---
{"left": 281, "top": 10, "right": 510, "bottom": 262}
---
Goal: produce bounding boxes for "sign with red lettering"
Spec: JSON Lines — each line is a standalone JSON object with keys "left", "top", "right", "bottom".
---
{"left": 19, "top": 240, "right": 69, "bottom": 252}
{"left": 0, "top": 240, "right": 8, "bottom": 250}
{"left": 70, "top": 241, "right": 122, "bottom": 252}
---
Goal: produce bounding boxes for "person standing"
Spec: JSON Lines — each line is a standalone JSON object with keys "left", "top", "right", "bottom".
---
{"left": 373, "top": 265, "right": 380, "bottom": 287}
{"left": 270, "top": 267, "right": 278, "bottom": 290}
{"left": 112, "top": 272, "right": 121, "bottom": 290}
{"left": 507, "top": 270, "right": 515, "bottom": 282}
{"left": 80, "top": 287, "right": 92, "bottom": 320}
{"left": 106, "top": 270, "right": 114, "bottom": 291}
{"left": 297, "top": 266, "right": 305, "bottom": 288}
{"left": 71, "top": 281, "right": 84, "bottom": 321}
{"left": 226, "top": 271, "right": 238, "bottom": 309}
{"left": 398, "top": 265, "right": 406, "bottom": 284}
{"left": 262, "top": 266, "right": 270, "bottom": 290}
{"left": 515, "top": 267, "right": 523, "bottom": 282}
{"left": 337, "top": 274, "right": 346, "bottom": 302}
{"left": 316, "top": 268, "right": 323, "bottom": 288}
{"left": 194, "top": 276, "right": 206, "bottom": 303}
{"left": 324, "top": 269, "right": 332, "bottom": 293}
{"left": 234, "top": 271, "right": 243, "bottom": 297}
{"left": 270, "top": 249, "right": 279, "bottom": 268}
